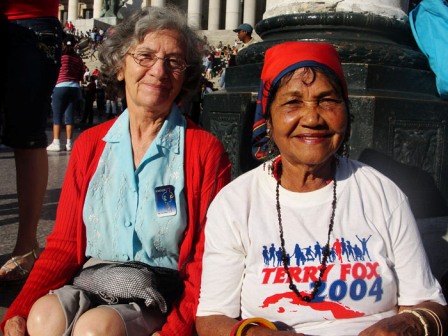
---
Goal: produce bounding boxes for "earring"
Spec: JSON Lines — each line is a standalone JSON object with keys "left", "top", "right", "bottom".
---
{"left": 265, "top": 139, "right": 279, "bottom": 175}
{"left": 263, "top": 128, "right": 271, "bottom": 171}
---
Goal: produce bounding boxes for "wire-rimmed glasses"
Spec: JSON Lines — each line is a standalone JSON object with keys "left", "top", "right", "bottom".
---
{"left": 127, "top": 51, "right": 188, "bottom": 72}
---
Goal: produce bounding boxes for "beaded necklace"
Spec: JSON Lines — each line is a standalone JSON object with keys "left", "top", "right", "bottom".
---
{"left": 275, "top": 162, "right": 337, "bottom": 302}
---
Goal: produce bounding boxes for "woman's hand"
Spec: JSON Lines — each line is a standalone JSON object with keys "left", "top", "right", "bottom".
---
{"left": 358, "top": 313, "right": 422, "bottom": 335}
{"left": 4, "top": 316, "right": 27, "bottom": 336}
{"left": 360, "top": 302, "right": 448, "bottom": 335}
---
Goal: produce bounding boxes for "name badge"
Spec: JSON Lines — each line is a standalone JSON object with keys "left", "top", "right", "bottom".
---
{"left": 155, "top": 185, "right": 177, "bottom": 217}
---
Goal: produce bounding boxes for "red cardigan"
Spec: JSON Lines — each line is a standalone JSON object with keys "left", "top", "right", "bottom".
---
{"left": 1, "top": 118, "right": 231, "bottom": 335}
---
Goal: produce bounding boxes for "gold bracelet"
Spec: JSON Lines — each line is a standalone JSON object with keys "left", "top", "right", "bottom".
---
{"left": 235, "top": 317, "right": 277, "bottom": 336}
{"left": 400, "top": 309, "right": 429, "bottom": 336}
{"left": 412, "top": 308, "right": 443, "bottom": 336}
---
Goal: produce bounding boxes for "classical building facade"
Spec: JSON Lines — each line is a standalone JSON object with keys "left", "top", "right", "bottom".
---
{"left": 58, "top": 0, "right": 267, "bottom": 31}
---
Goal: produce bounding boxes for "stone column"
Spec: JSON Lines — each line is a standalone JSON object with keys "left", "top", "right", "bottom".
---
{"left": 188, "top": 0, "right": 203, "bottom": 29}
{"left": 67, "top": 0, "right": 79, "bottom": 22}
{"left": 151, "top": 0, "right": 166, "bottom": 7}
{"left": 93, "top": 0, "right": 102, "bottom": 19}
{"left": 208, "top": 0, "right": 221, "bottom": 30}
{"left": 225, "top": 0, "right": 240, "bottom": 30}
{"left": 243, "top": 0, "right": 257, "bottom": 27}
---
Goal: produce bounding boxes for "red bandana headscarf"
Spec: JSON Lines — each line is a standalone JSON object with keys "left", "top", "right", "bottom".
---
{"left": 252, "top": 42, "right": 348, "bottom": 161}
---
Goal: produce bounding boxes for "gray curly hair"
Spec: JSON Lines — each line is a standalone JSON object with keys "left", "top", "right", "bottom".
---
{"left": 99, "top": 5, "right": 204, "bottom": 102}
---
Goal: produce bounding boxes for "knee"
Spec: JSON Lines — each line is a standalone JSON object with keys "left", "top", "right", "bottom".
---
{"left": 27, "top": 294, "right": 66, "bottom": 336}
{"left": 73, "top": 307, "right": 126, "bottom": 336}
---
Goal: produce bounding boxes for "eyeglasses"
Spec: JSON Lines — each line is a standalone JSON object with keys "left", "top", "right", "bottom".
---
{"left": 127, "top": 52, "right": 188, "bottom": 72}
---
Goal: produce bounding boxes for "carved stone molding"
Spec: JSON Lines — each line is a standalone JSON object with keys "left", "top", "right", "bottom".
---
{"left": 388, "top": 118, "right": 447, "bottom": 188}
{"left": 209, "top": 112, "right": 241, "bottom": 178}
{"left": 236, "top": 12, "right": 428, "bottom": 70}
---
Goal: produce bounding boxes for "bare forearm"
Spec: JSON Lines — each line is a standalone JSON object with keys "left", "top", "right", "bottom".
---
{"left": 196, "top": 315, "right": 238, "bottom": 336}
{"left": 196, "top": 315, "right": 302, "bottom": 336}
{"left": 399, "top": 301, "right": 448, "bottom": 334}
{"left": 360, "top": 301, "right": 448, "bottom": 335}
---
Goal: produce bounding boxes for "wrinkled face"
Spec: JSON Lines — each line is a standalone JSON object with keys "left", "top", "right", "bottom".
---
{"left": 268, "top": 68, "right": 347, "bottom": 168}
{"left": 118, "top": 30, "right": 185, "bottom": 116}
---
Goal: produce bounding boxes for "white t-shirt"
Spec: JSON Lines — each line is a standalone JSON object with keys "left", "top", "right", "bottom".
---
{"left": 197, "top": 157, "right": 446, "bottom": 336}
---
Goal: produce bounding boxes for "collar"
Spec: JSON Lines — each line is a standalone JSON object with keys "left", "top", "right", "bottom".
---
{"left": 103, "top": 104, "right": 184, "bottom": 155}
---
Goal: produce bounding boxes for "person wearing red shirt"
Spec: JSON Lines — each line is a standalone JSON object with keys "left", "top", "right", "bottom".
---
{"left": 0, "top": 1, "right": 63, "bottom": 283}
{"left": 92, "top": 67, "right": 100, "bottom": 76}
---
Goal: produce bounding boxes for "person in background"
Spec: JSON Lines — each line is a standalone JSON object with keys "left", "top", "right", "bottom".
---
{"left": 228, "top": 46, "right": 238, "bottom": 67}
{"left": 0, "top": 0, "right": 63, "bottom": 283}
{"left": 92, "top": 67, "right": 100, "bottom": 77}
{"left": 201, "top": 79, "right": 215, "bottom": 99}
{"left": 89, "top": 40, "right": 98, "bottom": 61}
{"left": 104, "top": 90, "right": 119, "bottom": 120}
{"left": 218, "top": 69, "right": 226, "bottom": 89}
{"left": 2, "top": 6, "right": 231, "bottom": 336}
{"left": 196, "top": 41, "right": 447, "bottom": 335}
{"left": 47, "top": 39, "right": 84, "bottom": 152}
{"left": 80, "top": 76, "right": 96, "bottom": 125}
{"left": 233, "top": 23, "right": 256, "bottom": 50}
{"left": 95, "top": 77, "right": 106, "bottom": 120}
{"left": 205, "top": 50, "right": 214, "bottom": 80}
{"left": 83, "top": 66, "right": 91, "bottom": 83}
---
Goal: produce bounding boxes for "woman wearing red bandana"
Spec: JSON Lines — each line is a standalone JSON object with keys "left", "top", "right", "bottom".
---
{"left": 196, "top": 42, "right": 447, "bottom": 335}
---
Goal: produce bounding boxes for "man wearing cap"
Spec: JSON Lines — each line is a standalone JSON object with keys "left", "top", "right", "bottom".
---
{"left": 233, "top": 23, "right": 256, "bottom": 50}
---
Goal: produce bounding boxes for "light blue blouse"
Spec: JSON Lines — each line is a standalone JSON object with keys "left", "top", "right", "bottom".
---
{"left": 84, "top": 105, "right": 187, "bottom": 269}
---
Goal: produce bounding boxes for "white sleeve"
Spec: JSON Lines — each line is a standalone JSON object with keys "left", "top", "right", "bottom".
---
{"left": 197, "top": 193, "right": 246, "bottom": 318}
{"left": 388, "top": 198, "right": 446, "bottom": 306}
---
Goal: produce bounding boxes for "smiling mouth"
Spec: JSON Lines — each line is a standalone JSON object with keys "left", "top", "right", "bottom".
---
{"left": 143, "top": 82, "right": 164, "bottom": 87}
{"left": 294, "top": 134, "right": 332, "bottom": 144}
{"left": 141, "top": 82, "right": 170, "bottom": 92}
{"left": 297, "top": 133, "right": 331, "bottom": 139}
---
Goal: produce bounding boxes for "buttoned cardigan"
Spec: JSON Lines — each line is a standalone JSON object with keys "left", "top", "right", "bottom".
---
{"left": 1, "top": 118, "right": 231, "bottom": 336}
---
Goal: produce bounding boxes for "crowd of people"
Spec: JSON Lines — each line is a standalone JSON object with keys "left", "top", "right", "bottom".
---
{"left": 201, "top": 22, "right": 255, "bottom": 86}
{"left": 1, "top": 2, "right": 447, "bottom": 336}
{"left": 194, "top": 24, "right": 255, "bottom": 123}
{"left": 63, "top": 22, "right": 106, "bottom": 60}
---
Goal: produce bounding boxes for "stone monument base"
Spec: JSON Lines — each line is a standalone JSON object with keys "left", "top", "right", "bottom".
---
{"left": 202, "top": 10, "right": 448, "bottom": 214}
{"left": 202, "top": 61, "right": 448, "bottom": 217}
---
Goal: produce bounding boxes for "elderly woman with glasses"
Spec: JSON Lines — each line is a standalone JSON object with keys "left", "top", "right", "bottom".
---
{"left": 196, "top": 42, "right": 447, "bottom": 335}
{"left": 2, "top": 6, "right": 231, "bottom": 336}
